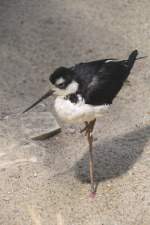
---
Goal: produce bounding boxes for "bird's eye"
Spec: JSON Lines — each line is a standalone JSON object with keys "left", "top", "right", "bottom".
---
{"left": 58, "top": 83, "right": 65, "bottom": 89}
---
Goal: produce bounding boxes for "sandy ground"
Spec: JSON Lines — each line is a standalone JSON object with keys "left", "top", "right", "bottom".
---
{"left": 0, "top": 1, "right": 150, "bottom": 225}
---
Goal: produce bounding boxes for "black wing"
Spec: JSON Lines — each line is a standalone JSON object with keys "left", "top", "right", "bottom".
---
{"left": 71, "top": 58, "right": 117, "bottom": 96}
{"left": 83, "top": 61, "right": 130, "bottom": 105}
{"left": 72, "top": 50, "right": 138, "bottom": 105}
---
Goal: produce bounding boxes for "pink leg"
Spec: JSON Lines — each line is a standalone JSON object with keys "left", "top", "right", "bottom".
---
{"left": 86, "top": 119, "right": 96, "bottom": 194}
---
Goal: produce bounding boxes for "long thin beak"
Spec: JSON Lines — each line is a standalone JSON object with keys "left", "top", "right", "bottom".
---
{"left": 22, "top": 89, "right": 54, "bottom": 114}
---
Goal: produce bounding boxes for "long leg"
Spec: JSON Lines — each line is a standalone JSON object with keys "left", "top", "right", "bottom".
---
{"left": 80, "top": 121, "right": 89, "bottom": 133}
{"left": 86, "top": 119, "right": 96, "bottom": 193}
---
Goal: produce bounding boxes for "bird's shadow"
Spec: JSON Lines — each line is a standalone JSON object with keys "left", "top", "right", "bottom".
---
{"left": 73, "top": 126, "right": 150, "bottom": 188}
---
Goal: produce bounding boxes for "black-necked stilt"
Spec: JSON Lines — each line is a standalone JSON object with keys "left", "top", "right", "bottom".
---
{"left": 23, "top": 50, "right": 146, "bottom": 195}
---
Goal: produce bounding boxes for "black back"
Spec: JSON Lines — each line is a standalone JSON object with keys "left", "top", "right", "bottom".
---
{"left": 71, "top": 50, "right": 138, "bottom": 105}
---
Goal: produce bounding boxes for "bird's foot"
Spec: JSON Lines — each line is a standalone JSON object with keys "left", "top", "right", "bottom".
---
{"left": 80, "top": 119, "right": 96, "bottom": 135}
{"left": 89, "top": 191, "right": 96, "bottom": 199}
{"left": 80, "top": 125, "right": 88, "bottom": 134}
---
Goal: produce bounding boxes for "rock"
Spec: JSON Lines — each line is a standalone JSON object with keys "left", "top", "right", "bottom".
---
{"left": 67, "top": 128, "right": 76, "bottom": 134}
{"left": 3, "top": 196, "right": 10, "bottom": 201}
{"left": 20, "top": 112, "right": 61, "bottom": 140}
{"left": 33, "top": 172, "right": 37, "bottom": 177}
{"left": 143, "top": 113, "right": 150, "bottom": 125}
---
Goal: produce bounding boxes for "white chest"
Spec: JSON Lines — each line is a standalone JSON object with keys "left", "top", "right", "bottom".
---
{"left": 54, "top": 96, "right": 110, "bottom": 123}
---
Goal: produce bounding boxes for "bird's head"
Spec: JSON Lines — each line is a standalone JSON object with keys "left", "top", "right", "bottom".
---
{"left": 49, "top": 67, "right": 79, "bottom": 96}
{"left": 22, "top": 67, "right": 79, "bottom": 113}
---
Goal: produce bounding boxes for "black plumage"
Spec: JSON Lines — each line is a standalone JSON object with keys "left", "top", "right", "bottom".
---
{"left": 70, "top": 49, "right": 138, "bottom": 105}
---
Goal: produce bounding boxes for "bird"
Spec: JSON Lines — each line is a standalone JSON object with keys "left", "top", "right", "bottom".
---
{"left": 23, "top": 49, "right": 146, "bottom": 196}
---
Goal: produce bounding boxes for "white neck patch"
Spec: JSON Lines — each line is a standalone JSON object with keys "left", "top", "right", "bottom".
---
{"left": 55, "top": 77, "right": 65, "bottom": 85}
{"left": 65, "top": 80, "right": 79, "bottom": 95}
{"left": 51, "top": 80, "right": 79, "bottom": 97}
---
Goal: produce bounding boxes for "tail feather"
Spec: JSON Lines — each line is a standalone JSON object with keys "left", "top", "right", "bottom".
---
{"left": 127, "top": 49, "right": 138, "bottom": 70}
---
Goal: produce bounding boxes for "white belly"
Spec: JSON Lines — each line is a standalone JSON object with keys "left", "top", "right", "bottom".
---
{"left": 54, "top": 96, "right": 110, "bottom": 123}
